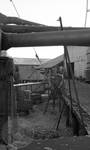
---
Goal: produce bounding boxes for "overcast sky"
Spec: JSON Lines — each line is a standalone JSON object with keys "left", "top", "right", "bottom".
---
{"left": 1, "top": 0, "right": 90, "bottom": 58}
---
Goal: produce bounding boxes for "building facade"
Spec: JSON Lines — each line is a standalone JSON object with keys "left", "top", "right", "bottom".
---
{"left": 67, "top": 46, "right": 90, "bottom": 81}
{"left": 13, "top": 58, "right": 46, "bottom": 82}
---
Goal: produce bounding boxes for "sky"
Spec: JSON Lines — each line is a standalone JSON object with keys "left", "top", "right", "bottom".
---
{"left": 0, "top": 0, "right": 90, "bottom": 58}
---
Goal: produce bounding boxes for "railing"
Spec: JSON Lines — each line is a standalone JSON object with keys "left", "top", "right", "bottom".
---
{"left": 14, "top": 81, "right": 42, "bottom": 87}
{"left": 14, "top": 81, "right": 45, "bottom": 93}
{"left": 14, "top": 81, "right": 46, "bottom": 113}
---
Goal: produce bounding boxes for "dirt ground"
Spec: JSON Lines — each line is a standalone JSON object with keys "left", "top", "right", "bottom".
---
{"left": 18, "top": 99, "right": 90, "bottom": 150}
{"left": 19, "top": 136, "right": 90, "bottom": 150}
{"left": 18, "top": 80, "right": 90, "bottom": 150}
{"left": 17, "top": 102, "right": 73, "bottom": 139}
{"left": 7, "top": 101, "right": 73, "bottom": 149}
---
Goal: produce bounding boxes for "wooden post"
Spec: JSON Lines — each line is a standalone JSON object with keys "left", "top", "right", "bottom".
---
{"left": 0, "top": 57, "right": 17, "bottom": 144}
{"left": 9, "top": 58, "right": 18, "bottom": 144}
{"left": 10, "top": 78, "right": 18, "bottom": 144}
{"left": 0, "top": 30, "right": 2, "bottom": 54}
{"left": 0, "top": 57, "right": 12, "bottom": 144}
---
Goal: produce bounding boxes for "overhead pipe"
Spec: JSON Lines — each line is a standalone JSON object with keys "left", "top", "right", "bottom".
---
{"left": 2, "top": 29, "right": 90, "bottom": 50}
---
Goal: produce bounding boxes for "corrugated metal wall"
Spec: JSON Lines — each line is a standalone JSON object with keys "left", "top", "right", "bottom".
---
{"left": 67, "top": 46, "right": 88, "bottom": 79}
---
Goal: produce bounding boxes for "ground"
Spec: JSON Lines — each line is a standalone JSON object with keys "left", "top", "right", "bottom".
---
{"left": 18, "top": 102, "right": 73, "bottom": 137}
{"left": 70, "top": 80, "right": 90, "bottom": 114}
{"left": 19, "top": 136, "right": 90, "bottom": 150}
{"left": 1, "top": 80, "right": 90, "bottom": 150}
{"left": 19, "top": 80, "right": 90, "bottom": 150}
{"left": 7, "top": 101, "right": 73, "bottom": 149}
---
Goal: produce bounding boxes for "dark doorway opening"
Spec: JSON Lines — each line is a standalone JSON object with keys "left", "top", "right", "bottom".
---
{"left": 68, "top": 62, "right": 74, "bottom": 79}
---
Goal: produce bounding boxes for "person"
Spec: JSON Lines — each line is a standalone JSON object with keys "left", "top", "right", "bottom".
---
{"left": 43, "top": 69, "right": 54, "bottom": 113}
{"left": 54, "top": 66, "right": 65, "bottom": 112}
{"left": 57, "top": 66, "right": 65, "bottom": 91}
{"left": 44, "top": 66, "right": 65, "bottom": 112}
{"left": 50, "top": 70, "right": 56, "bottom": 110}
{"left": 14, "top": 65, "right": 20, "bottom": 84}
{"left": 49, "top": 66, "right": 65, "bottom": 111}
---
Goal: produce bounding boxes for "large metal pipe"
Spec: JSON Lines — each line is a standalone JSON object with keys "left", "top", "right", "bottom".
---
{"left": 1, "top": 24, "right": 90, "bottom": 33}
{"left": 2, "top": 29, "right": 90, "bottom": 50}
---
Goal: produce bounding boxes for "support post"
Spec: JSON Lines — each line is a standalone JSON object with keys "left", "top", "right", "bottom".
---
{"left": 0, "top": 57, "right": 17, "bottom": 144}
{"left": 0, "top": 30, "right": 2, "bottom": 54}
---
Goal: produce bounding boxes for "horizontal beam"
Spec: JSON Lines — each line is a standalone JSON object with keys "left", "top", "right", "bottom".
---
{"left": 0, "top": 24, "right": 90, "bottom": 33}
{"left": 2, "top": 29, "right": 90, "bottom": 50}
{"left": 14, "top": 81, "right": 42, "bottom": 87}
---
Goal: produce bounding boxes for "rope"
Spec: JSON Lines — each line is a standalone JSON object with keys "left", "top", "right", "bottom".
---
{"left": 33, "top": 48, "right": 41, "bottom": 64}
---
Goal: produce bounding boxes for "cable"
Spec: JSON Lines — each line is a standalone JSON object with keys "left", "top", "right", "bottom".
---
{"left": 10, "top": 0, "right": 20, "bottom": 18}
{"left": 33, "top": 48, "right": 41, "bottom": 64}
{"left": 84, "top": 0, "right": 90, "bottom": 27}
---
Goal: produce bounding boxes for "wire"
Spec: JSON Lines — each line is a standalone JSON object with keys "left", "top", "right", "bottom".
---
{"left": 84, "top": 0, "right": 90, "bottom": 27}
{"left": 10, "top": 0, "right": 20, "bottom": 18}
{"left": 33, "top": 48, "right": 41, "bottom": 64}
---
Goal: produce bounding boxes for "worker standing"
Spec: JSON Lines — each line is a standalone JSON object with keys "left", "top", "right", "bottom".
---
{"left": 44, "top": 66, "right": 65, "bottom": 113}
{"left": 55, "top": 66, "right": 65, "bottom": 112}
{"left": 50, "top": 70, "right": 56, "bottom": 111}
{"left": 49, "top": 66, "right": 65, "bottom": 112}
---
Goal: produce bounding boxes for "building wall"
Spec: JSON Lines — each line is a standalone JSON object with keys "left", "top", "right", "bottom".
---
{"left": 14, "top": 64, "right": 45, "bottom": 94}
{"left": 85, "top": 47, "right": 90, "bottom": 81}
{"left": 16, "top": 65, "right": 44, "bottom": 82}
{"left": 67, "top": 46, "right": 89, "bottom": 80}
